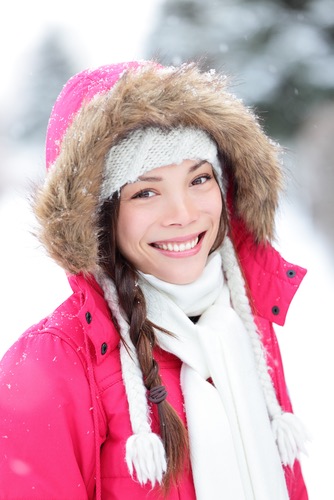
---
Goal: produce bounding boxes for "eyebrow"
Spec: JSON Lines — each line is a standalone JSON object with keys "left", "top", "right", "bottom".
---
{"left": 137, "top": 160, "right": 207, "bottom": 182}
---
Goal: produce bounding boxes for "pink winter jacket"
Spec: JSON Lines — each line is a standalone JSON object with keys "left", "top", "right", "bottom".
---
{"left": 0, "top": 224, "right": 308, "bottom": 499}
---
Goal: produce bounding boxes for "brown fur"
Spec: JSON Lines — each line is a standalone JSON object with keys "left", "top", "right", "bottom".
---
{"left": 34, "top": 63, "right": 283, "bottom": 275}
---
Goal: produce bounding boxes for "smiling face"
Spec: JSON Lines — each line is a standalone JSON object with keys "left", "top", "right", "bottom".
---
{"left": 116, "top": 159, "right": 223, "bottom": 284}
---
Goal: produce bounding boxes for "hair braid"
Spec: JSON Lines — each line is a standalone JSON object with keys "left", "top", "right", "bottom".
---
{"left": 98, "top": 197, "right": 188, "bottom": 490}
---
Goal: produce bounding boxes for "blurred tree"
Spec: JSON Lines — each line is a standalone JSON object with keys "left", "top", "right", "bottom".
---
{"left": 145, "top": 0, "right": 334, "bottom": 139}
{"left": 295, "top": 102, "right": 334, "bottom": 249}
{"left": 10, "top": 28, "right": 78, "bottom": 145}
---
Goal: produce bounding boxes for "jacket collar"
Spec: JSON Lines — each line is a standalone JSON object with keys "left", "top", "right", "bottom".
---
{"left": 68, "top": 273, "right": 120, "bottom": 365}
{"left": 230, "top": 218, "right": 307, "bottom": 326}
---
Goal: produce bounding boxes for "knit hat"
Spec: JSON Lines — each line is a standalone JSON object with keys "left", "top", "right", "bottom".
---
{"left": 100, "top": 126, "right": 222, "bottom": 200}
{"left": 35, "top": 61, "right": 308, "bottom": 487}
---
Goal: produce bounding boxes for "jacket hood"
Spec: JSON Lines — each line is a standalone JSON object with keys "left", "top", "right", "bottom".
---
{"left": 34, "top": 61, "right": 283, "bottom": 275}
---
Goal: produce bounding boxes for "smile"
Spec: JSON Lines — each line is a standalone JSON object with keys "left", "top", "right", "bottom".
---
{"left": 151, "top": 233, "right": 204, "bottom": 253}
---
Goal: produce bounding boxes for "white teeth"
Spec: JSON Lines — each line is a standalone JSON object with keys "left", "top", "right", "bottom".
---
{"left": 155, "top": 237, "right": 199, "bottom": 252}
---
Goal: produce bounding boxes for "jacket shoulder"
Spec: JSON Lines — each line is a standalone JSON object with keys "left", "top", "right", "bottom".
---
{"left": 0, "top": 306, "right": 98, "bottom": 498}
{"left": 17, "top": 274, "right": 121, "bottom": 365}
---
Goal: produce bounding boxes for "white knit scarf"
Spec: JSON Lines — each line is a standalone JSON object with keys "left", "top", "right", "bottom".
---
{"left": 139, "top": 251, "right": 289, "bottom": 500}
{"left": 96, "top": 237, "right": 308, "bottom": 496}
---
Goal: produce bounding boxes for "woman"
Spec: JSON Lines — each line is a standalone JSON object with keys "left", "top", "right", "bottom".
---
{"left": 0, "top": 61, "right": 308, "bottom": 499}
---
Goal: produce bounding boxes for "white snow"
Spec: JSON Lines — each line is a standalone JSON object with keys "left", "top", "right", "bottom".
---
{"left": 0, "top": 190, "right": 71, "bottom": 355}
{"left": 275, "top": 199, "right": 334, "bottom": 499}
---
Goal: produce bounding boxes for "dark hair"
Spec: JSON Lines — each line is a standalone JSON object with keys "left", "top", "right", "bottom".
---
{"left": 98, "top": 186, "right": 227, "bottom": 490}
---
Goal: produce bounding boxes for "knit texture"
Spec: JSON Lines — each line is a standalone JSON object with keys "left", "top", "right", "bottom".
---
{"left": 219, "top": 237, "right": 309, "bottom": 465}
{"left": 95, "top": 272, "right": 167, "bottom": 486}
{"left": 101, "top": 126, "right": 222, "bottom": 200}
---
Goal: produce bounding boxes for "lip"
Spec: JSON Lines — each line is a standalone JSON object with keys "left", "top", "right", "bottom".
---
{"left": 150, "top": 232, "right": 205, "bottom": 258}
{"left": 151, "top": 232, "right": 203, "bottom": 245}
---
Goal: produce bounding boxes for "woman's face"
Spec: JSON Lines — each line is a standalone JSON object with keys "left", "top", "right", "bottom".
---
{"left": 116, "top": 159, "right": 223, "bottom": 284}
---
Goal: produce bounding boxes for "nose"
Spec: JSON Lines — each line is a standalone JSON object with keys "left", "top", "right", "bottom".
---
{"left": 162, "top": 193, "right": 199, "bottom": 227}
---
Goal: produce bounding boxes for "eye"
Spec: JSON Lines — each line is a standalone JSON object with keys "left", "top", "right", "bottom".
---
{"left": 132, "top": 189, "right": 156, "bottom": 199}
{"left": 191, "top": 174, "right": 212, "bottom": 186}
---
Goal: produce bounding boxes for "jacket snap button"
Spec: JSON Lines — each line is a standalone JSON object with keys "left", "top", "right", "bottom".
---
{"left": 272, "top": 306, "right": 280, "bottom": 315}
{"left": 85, "top": 311, "right": 92, "bottom": 324}
{"left": 101, "top": 343, "right": 108, "bottom": 355}
{"left": 287, "top": 269, "right": 296, "bottom": 278}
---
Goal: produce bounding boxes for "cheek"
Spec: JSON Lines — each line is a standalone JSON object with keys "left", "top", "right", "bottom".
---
{"left": 116, "top": 207, "right": 134, "bottom": 254}
{"left": 209, "top": 187, "right": 224, "bottom": 224}
{"left": 116, "top": 206, "right": 150, "bottom": 254}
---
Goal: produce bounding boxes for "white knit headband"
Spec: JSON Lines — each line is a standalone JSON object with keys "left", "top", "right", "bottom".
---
{"left": 100, "top": 126, "right": 222, "bottom": 201}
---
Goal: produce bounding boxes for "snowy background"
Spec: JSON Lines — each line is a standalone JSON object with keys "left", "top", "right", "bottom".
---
{"left": 1, "top": 1, "right": 334, "bottom": 498}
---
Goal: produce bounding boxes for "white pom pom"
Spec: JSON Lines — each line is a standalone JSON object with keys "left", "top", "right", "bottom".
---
{"left": 125, "top": 432, "right": 167, "bottom": 486}
{"left": 271, "top": 412, "right": 310, "bottom": 466}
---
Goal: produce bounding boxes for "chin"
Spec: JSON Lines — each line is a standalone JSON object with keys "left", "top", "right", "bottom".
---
{"left": 159, "top": 268, "right": 204, "bottom": 285}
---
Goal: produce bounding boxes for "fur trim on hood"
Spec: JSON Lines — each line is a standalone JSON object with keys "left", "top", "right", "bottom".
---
{"left": 34, "top": 61, "right": 283, "bottom": 275}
